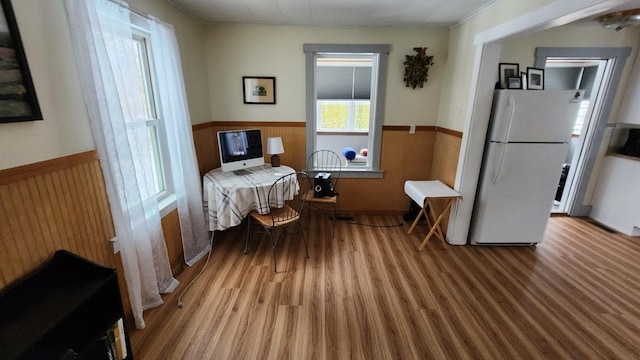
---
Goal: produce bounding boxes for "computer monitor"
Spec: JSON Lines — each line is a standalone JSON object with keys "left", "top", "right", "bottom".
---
{"left": 217, "top": 129, "right": 264, "bottom": 173}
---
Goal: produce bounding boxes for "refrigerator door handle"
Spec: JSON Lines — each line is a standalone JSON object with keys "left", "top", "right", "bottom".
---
{"left": 492, "top": 143, "right": 507, "bottom": 184}
{"left": 504, "top": 96, "right": 516, "bottom": 141}
{"left": 491, "top": 97, "right": 514, "bottom": 184}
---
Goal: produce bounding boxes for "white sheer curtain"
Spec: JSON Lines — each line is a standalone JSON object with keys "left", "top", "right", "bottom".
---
{"left": 148, "top": 19, "right": 211, "bottom": 266}
{"left": 64, "top": 0, "right": 179, "bottom": 329}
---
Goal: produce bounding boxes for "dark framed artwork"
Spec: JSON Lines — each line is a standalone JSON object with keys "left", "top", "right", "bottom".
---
{"left": 527, "top": 67, "right": 544, "bottom": 90}
{"left": 0, "top": 0, "right": 41, "bottom": 123}
{"left": 507, "top": 76, "right": 522, "bottom": 89}
{"left": 242, "top": 76, "right": 276, "bottom": 104}
{"left": 498, "top": 63, "right": 519, "bottom": 89}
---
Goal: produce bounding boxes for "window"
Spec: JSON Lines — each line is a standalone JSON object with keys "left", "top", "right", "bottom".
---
{"left": 316, "top": 56, "right": 372, "bottom": 133}
{"left": 132, "top": 31, "right": 172, "bottom": 202}
{"left": 317, "top": 101, "right": 370, "bottom": 132}
{"left": 304, "top": 45, "right": 389, "bottom": 178}
{"left": 572, "top": 100, "right": 589, "bottom": 136}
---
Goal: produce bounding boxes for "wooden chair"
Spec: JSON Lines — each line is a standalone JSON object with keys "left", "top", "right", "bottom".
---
{"left": 245, "top": 172, "right": 309, "bottom": 273}
{"left": 303, "top": 150, "right": 341, "bottom": 238}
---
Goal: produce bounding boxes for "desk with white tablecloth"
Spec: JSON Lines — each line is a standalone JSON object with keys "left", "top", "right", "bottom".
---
{"left": 203, "top": 164, "right": 296, "bottom": 231}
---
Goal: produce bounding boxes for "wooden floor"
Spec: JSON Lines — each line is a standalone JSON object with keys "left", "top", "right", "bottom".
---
{"left": 129, "top": 215, "right": 640, "bottom": 359}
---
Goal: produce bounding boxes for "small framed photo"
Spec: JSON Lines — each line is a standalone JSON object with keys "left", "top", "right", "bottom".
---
{"left": 243, "top": 76, "right": 276, "bottom": 104}
{"left": 507, "top": 76, "right": 522, "bottom": 89}
{"left": 498, "top": 63, "right": 519, "bottom": 89}
{"left": 527, "top": 67, "right": 544, "bottom": 90}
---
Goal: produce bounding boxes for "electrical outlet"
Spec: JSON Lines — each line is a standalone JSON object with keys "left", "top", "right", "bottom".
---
{"left": 409, "top": 124, "right": 416, "bottom": 134}
{"left": 110, "top": 237, "right": 120, "bottom": 254}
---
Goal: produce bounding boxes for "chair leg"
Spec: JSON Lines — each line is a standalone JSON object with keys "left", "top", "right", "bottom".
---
{"left": 331, "top": 204, "right": 336, "bottom": 238}
{"left": 244, "top": 216, "right": 252, "bottom": 254}
{"left": 269, "top": 227, "right": 280, "bottom": 273}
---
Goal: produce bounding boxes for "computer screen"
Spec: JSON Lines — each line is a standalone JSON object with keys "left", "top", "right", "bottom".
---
{"left": 217, "top": 129, "right": 264, "bottom": 173}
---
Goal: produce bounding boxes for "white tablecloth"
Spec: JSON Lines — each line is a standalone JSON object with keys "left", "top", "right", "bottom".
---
{"left": 203, "top": 165, "right": 296, "bottom": 231}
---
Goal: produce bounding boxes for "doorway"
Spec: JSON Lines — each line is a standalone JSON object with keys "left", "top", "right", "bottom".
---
{"left": 534, "top": 47, "right": 630, "bottom": 217}
{"left": 544, "top": 59, "right": 609, "bottom": 214}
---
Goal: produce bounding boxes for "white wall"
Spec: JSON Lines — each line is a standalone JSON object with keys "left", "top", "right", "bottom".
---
{"left": 0, "top": 0, "right": 209, "bottom": 170}
{"left": 0, "top": 0, "right": 93, "bottom": 170}
{"left": 436, "top": 0, "right": 557, "bottom": 132}
{"left": 205, "top": 24, "right": 448, "bottom": 126}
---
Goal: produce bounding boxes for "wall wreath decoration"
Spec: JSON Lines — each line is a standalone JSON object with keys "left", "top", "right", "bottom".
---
{"left": 403, "top": 47, "right": 434, "bottom": 89}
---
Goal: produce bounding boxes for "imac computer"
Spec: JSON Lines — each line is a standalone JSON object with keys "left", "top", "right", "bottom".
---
{"left": 217, "top": 129, "right": 264, "bottom": 174}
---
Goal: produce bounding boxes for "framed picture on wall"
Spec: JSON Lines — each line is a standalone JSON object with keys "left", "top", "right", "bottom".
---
{"left": 498, "top": 63, "right": 519, "bottom": 89}
{"left": 527, "top": 67, "right": 545, "bottom": 90}
{"left": 242, "top": 76, "right": 276, "bottom": 104}
{"left": 0, "top": 0, "right": 42, "bottom": 123}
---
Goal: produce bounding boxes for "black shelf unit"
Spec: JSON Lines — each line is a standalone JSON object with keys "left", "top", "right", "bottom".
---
{"left": 0, "top": 250, "right": 133, "bottom": 360}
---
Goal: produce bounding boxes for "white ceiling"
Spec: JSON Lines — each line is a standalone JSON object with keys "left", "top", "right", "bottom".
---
{"left": 164, "top": 0, "right": 640, "bottom": 30}
{"left": 165, "top": 0, "right": 503, "bottom": 27}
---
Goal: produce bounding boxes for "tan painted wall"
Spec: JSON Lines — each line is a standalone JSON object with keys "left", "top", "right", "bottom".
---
{"left": 205, "top": 24, "right": 448, "bottom": 127}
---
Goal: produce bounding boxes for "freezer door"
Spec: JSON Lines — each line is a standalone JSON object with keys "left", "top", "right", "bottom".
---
{"left": 490, "top": 90, "right": 582, "bottom": 143}
{"left": 470, "top": 142, "right": 569, "bottom": 244}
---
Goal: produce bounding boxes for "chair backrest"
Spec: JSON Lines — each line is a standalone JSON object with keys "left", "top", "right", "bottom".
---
{"left": 267, "top": 171, "right": 309, "bottom": 226}
{"left": 306, "top": 150, "right": 342, "bottom": 189}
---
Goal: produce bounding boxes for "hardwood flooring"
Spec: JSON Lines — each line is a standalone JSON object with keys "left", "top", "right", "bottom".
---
{"left": 129, "top": 215, "right": 640, "bottom": 359}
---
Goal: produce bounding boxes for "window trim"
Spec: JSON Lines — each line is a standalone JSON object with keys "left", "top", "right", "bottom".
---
{"left": 304, "top": 44, "right": 389, "bottom": 179}
{"left": 132, "top": 29, "right": 174, "bottom": 206}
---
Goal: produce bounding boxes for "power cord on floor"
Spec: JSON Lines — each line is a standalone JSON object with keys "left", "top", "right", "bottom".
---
{"left": 312, "top": 208, "right": 403, "bottom": 228}
{"left": 339, "top": 219, "right": 404, "bottom": 228}
{"left": 177, "top": 232, "right": 214, "bottom": 308}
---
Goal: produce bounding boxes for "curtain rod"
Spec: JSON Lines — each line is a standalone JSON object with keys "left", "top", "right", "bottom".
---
{"left": 106, "top": 0, "right": 152, "bottom": 21}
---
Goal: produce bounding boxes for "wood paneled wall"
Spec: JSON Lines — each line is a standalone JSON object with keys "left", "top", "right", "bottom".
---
{"left": 192, "top": 121, "right": 306, "bottom": 177}
{"left": 0, "top": 151, "right": 135, "bottom": 320}
{"left": 0, "top": 151, "right": 116, "bottom": 287}
{"left": 161, "top": 209, "right": 185, "bottom": 275}
{"left": 338, "top": 127, "right": 435, "bottom": 213}
{"left": 0, "top": 151, "right": 187, "bottom": 324}
{"left": 192, "top": 122, "right": 463, "bottom": 213}
{"left": 431, "top": 128, "right": 463, "bottom": 188}
{"left": 427, "top": 128, "right": 463, "bottom": 231}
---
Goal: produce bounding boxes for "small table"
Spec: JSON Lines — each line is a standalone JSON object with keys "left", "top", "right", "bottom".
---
{"left": 404, "top": 180, "right": 461, "bottom": 251}
{"left": 203, "top": 164, "right": 296, "bottom": 231}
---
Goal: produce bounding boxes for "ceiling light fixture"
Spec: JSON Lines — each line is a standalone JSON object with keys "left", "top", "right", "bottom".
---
{"left": 595, "top": 9, "right": 640, "bottom": 31}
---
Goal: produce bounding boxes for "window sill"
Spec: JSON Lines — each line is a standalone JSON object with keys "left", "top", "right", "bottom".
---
{"left": 340, "top": 169, "right": 384, "bottom": 179}
{"left": 317, "top": 131, "right": 369, "bottom": 136}
{"left": 159, "top": 193, "right": 177, "bottom": 218}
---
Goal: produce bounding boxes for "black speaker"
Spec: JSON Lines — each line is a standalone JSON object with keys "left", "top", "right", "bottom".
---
{"left": 314, "top": 173, "right": 335, "bottom": 198}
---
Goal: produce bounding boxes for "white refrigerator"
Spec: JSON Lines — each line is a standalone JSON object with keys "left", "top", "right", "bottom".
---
{"left": 469, "top": 89, "right": 584, "bottom": 245}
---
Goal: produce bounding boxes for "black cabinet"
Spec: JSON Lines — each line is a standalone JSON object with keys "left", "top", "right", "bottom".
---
{"left": 0, "top": 250, "right": 133, "bottom": 360}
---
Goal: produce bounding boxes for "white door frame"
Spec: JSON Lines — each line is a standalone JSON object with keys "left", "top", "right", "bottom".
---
{"left": 534, "top": 48, "right": 630, "bottom": 216}
{"left": 447, "top": 0, "right": 635, "bottom": 245}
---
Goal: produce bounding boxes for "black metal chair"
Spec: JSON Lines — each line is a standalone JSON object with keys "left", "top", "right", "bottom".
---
{"left": 245, "top": 171, "right": 309, "bottom": 273}
{"left": 304, "top": 150, "right": 342, "bottom": 238}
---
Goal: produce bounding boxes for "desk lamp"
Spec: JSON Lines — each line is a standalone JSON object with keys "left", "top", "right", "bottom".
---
{"left": 267, "top": 137, "right": 284, "bottom": 167}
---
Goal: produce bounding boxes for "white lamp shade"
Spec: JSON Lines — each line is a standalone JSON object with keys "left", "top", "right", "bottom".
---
{"left": 267, "top": 137, "right": 284, "bottom": 155}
